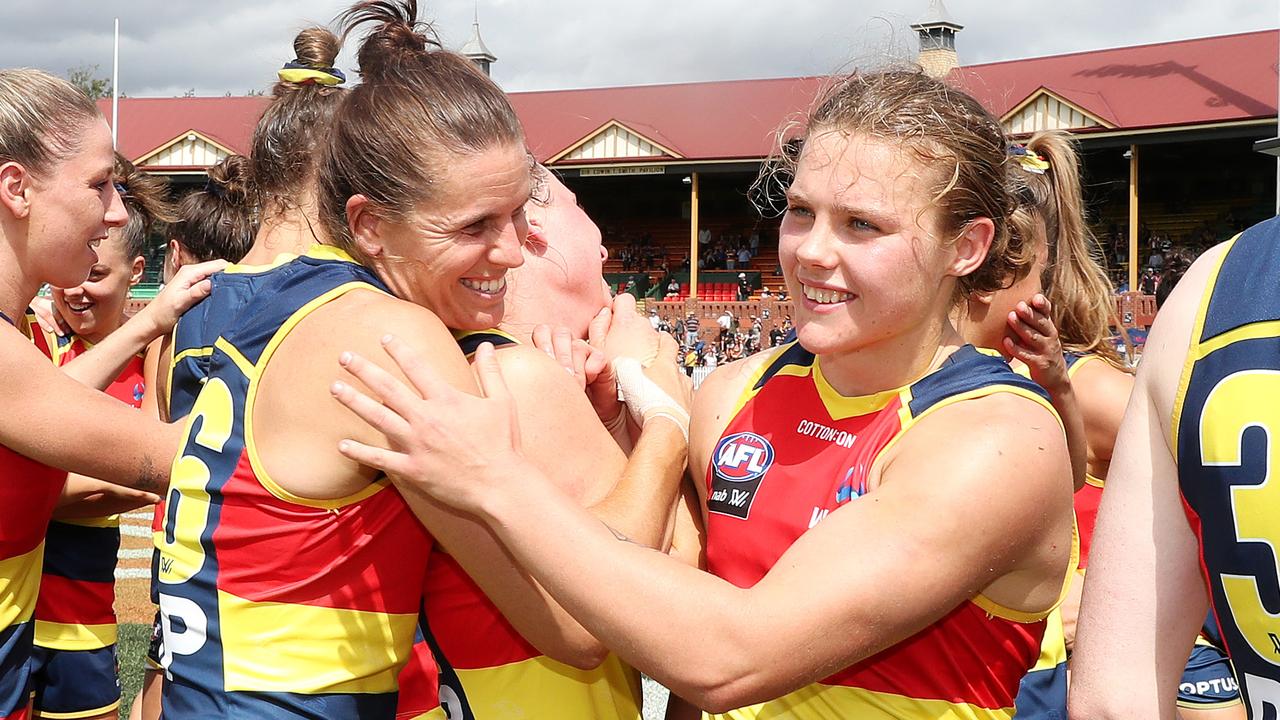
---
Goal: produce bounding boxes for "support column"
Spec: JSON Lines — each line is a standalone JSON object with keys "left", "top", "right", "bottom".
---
{"left": 1127, "top": 145, "right": 1139, "bottom": 293}
{"left": 689, "top": 172, "right": 700, "bottom": 302}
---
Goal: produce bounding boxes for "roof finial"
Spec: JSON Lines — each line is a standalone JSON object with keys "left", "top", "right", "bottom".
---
{"left": 460, "top": 2, "right": 497, "bottom": 77}
{"left": 910, "top": 0, "right": 963, "bottom": 78}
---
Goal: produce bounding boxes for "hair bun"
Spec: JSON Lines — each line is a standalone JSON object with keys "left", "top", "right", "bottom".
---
{"left": 294, "top": 27, "right": 342, "bottom": 69}
{"left": 206, "top": 154, "right": 255, "bottom": 204}
{"left": 338, "top": 0, "right": 441, "bottom": 79}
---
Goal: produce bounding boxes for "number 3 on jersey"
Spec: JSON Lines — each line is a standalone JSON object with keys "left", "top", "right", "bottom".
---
{"left": 157, "top": 377, "right": 233, "bottom": 585}
{"left": 1199, "top": 370, "right": 1280, "bottom": 667}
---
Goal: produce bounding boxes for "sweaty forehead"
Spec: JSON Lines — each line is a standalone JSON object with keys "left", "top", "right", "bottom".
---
{"left": 795, "top": 132, "right": 941, "bottom": 216}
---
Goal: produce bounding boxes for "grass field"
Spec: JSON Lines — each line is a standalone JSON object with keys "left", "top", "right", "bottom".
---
{"left": 117, "top": 624, "right": 150, "bottom": 718}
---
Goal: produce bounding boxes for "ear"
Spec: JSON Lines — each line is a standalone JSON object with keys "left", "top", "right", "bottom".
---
{"left": 129, "top": 256, "right": 146, "bottom": 286}
{"left": 949, "top": 217, "right": 995, "bottom": 280}
{"left": 346, "top": 195, "right": 383, "bottom": 259}
{"left": 0, "top": 161, "right": 31, "bottom": 220}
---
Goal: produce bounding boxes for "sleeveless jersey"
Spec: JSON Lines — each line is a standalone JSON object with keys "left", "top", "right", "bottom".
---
{"left": 416, "top": 329, "right": 642, "bottom": 720}
{"left": 157, "top": 246, "right": 435, "bottom": 718}
{"left": 153, "top": 257, "right": 294, "bottom": 606}
{"left": 1062, "top": 352, "right": 1108, "bottom": 570}
{"left": 33, "top": 332, "right": 145, "bottom": 653}
{"left": 1008, "top": 352, "right": 1106, "bottom": 720}
{"left": 705, "top": 343, "right": 1073, "bottom": 719}
{"left": 0, "top": 314, "right": 68, "bottom": 719}
{"left": 1173, "top": 216, "right": 1280, "bottom": 715}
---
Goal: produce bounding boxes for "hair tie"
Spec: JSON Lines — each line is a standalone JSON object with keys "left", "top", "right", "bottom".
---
{"left": 278, "top": 60, "right": 346, "bottom": 86}
{"left": 1009, "top": 144, "right": 1050, "bottom": 174}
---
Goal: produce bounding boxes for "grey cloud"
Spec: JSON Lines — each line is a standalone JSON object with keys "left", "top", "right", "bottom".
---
{"left": 0, "top": 1, "right": 1273, "bottom": 96}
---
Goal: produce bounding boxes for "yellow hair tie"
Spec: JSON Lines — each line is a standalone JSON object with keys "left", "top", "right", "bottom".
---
{"left": 277, "top": 67, "right": 344, "bottom": 86}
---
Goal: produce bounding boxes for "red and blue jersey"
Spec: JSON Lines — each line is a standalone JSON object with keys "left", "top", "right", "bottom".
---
{"left": 0, "top": 314, "right": 69, "bottom": 720}
{"left": 411, "top": 329, "right": 641, "bottom": 720}
{"left": 153, "top": 257, "right": 295, "bottom": 607}
{"left": 33, "top": 332, "right": 145, "bottom": 653}
{"left": 157, "top": 246, "right": 435, "bottom": 718}
{"left": 1174, "top": 216, "right": 1280, "bottom": 716}
{"left": 704, "top": 342, "right": 1073, "bottom": 719}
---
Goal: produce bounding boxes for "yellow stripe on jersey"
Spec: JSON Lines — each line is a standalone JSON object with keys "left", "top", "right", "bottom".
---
{"left": 54, "top": 515, "right": 119, "bottom": 529}
{"left": 455, "top": 654, "right": 641, "bottom": 720}
{"left": 706, "top": 683, "right": 1014, "bottom": 720}
{"left": 1170, "top": 237, "right": 1235, "bottom": 451}
{"left": 32, "top": 699, "right": 122, "bottom": 719}
{"left": 811, "top": 356, "right": 901, "bottom": 420}
{"left": 218, "top": 590, "right": 417, "bottom": 694}
{"left": 33, "top": 620, "right": 117, "bottom": 650}
{"left": 0, "top": 543, "right": 44, "bottom": 627}
{"left": 1025, "top": 607, "right": 1066, "bottom": 673}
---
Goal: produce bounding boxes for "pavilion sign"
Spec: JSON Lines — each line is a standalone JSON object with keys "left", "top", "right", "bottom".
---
{"left": 579, "top": 165, "right": 666, "bottom": 177}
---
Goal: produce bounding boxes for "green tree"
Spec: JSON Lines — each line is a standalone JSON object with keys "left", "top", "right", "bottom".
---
{"left": 66, "top": 64, "right": 112, "bottom": 100}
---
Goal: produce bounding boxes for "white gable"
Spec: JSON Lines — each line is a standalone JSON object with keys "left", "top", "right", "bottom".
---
{"left": 136, "top": 131, "right": 231, "bottom": 169}
{"left": 1003, "top": 90, "right": 1111, "bottom": 135}
{"left": 553, "top": 121, "right": 681, "bottom": 163}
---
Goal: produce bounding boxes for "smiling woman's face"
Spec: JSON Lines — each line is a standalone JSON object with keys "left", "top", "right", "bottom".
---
{"left": 780, "top": 130, "right": 961, "bottom": 356}
{"left": 362, "top": 142, "right": 533, "bottom": 331}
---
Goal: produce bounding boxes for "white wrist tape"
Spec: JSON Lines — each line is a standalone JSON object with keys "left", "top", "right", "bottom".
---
{"left": 612, "top": 357, "right": 689, "bottom": 440}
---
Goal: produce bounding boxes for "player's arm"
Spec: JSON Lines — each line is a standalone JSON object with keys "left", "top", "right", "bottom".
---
{"left": 53, "top": 473, "right": 159, "bottom": 519}
{"left": 280, "top": 297, "right": 624, "bottom": 668}
{"left": 1005, "top": 294, "right": 1088, "bottom": 490}
{"left": 0, "top": 326, "right": 179, "bottom": 493}
{"left": 57, "top": 261, "right": 223, "bottom": 390}
{"left": 335, "top": 346, "right": 1073, "bottom": 712}
{"left": 1073, "top": 359, "right": 1134, "bottom": 478}
{"left": 1068, "top": 245, "right": 1226, "bottom": 720}
{"left": 425, "top": 344, "right": 687, "bottom": 668}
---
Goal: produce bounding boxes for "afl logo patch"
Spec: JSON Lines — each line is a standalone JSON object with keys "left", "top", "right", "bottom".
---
{"left": 714, "top": 432, "right": 774, "bottom": 482}
{"left": 709, "top": 432, "right": 773, "bottom": 520}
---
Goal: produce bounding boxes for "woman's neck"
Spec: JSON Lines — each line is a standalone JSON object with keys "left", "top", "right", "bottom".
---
{"left": 815, "top": 312, "right": 965, "bottom": 397}
{"left": 0, "top": 234, "right": 40, "bottom": 324}
{"left": 241, "top": 202, "right": 324, "bottom": 266}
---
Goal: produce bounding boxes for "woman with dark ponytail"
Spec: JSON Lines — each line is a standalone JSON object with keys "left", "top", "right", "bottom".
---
{"left": 153, "top": 3, "right": 679, "bottom": 717}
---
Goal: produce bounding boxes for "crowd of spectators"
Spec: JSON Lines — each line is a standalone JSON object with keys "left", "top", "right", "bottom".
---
{"left": 696, "top": 227, "right": 761, "bottom": 271}
{"left": 649, "top": 306, "right": 793, "bottom": 375}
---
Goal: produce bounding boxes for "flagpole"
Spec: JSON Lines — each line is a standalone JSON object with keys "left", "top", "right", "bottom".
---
{"left": 111, "top": 18, "right": 119, "bottom": 148}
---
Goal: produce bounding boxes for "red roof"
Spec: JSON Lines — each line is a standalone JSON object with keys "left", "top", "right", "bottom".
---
{"left": 953, "top": 29, "right": 1278, "bottom": 132}
{"left": 98, "top": 96, "right": 269, "bottom": 163}
{"left": 103, "top": 28, "right": 1278, "bottom": 170}
{"left": 509, "top": 76, "right": 827, "bottom": 163}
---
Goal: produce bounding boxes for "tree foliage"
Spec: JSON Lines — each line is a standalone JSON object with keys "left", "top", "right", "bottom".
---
{"left": 66, "top": 64, "right": 112, "bottom": 100}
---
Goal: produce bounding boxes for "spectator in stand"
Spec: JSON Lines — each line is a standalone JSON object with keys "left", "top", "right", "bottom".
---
{"left": 682, "top": 346, "right": 697, "bottom": 376}
{"left": 648, "top": 308, "right": 661, "bottom": 330}
{"left": 737, "top": 246, "right": 752, "bottom": 267}
{"left": 760, "top": 287, "right": 772, "bottom": 301}
{"left": 684, "top": 311, "right": 699, "bottom": 347}
{"left": 1139, "top": 267, "right": 1158, "bottom": 295}
{"left": 748, "top": 229, "right": 760, "bottom": 257}
{"left": 716, "top": 309, "right": 734, "bottom": 349}
{"left": 737, "top": 272, "right": 751, "bottom": 301}
{"left": 665, "top": 278, "right": 680, "bottom": 299}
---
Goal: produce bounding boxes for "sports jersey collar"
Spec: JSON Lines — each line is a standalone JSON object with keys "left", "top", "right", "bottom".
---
{"left": 811, "top": 354, "right": 905, "bottom": 421}
{"left": 304, "top": 244, "right": 361, "bottom": 264}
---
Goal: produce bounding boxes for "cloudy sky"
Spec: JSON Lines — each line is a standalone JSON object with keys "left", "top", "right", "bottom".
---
{"left": 0, "top": 1, "right": 1274, "bottom": 97}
